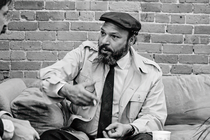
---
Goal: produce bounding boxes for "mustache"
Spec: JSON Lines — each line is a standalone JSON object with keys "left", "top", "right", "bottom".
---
{"left": 99, "top": 44, "right": 113, "bottom": 53}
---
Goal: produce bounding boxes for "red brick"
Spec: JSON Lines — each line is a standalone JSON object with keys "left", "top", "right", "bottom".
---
{"left": 155, "top": 14, "right": 170, "bottom": 23}
{"left": 137, "top": 34, "right": 151, "bottom": 43}
{"left": 79, "top": 11, "right": 95, "bottom": 21}
{"left": 57, "top": 31, "right": 87, "bottom": 41}
{"left": 194, "top": 45, "right": 210, "bottom": 54}
{"left": 58, "top": 52, "right": 68, "bottom": 60}
{"left": 46, "top": 1, "right": 75, "bottom": 10}
{"left": 179, "top": 55, "right": 208, "bottom": 64}
{"left": 26, "top": 31, "right": 56, "bottom": 41}
{"left": 151, "top": 34, "right": 183, "bottom": 43}
{"left": 141, "top": 3, "right": 161, "bottom": 12}
{"left": 10, "top": 71, "right": 23, "bottom": 78}
{"left": 163, "top": 44, "right": 193, "bottom": 54}
{"left": 42, "top": 42, "right": 76, "bottom": 51}
{"left": 21, "top": 11, "right": 35, "bottom": 21}
{"left": 154, "top": 54, "right": 178, "bottom": 64}
{"left": 171, "top": 15, "right": 185, "bottom": 24}
{"left": 134, "top": 43, "right": 162, "bottom": 53}
{"left": 8, "top": 22, "right": 38, "bottom": 31}
{"left": 138, "top": 53, "right": 153, "bottom": 60}
{"left": 110, "top": 2, "right": 140, "bottom": 12}
{"left": 11, "top": 11, "right": 20, "bottom": 21}
{"left": 162, "top": 4, "right": 192, "bottom": 13}
{"left": 194, "top": 4, "right": 210, "bottom": 14}
{"left": 42, "top": 62, "right": 56, "bottom": 69}
{"left": 76, "top": 1, "right": 91, "bottom": 10}
{"left": 159, "top": 64, "right": 170, "bottom": 75}
{"left": 141, "top": 24, "right": 165, "bottom": 33}
{"left": 141, "top": 13, "right": 155, "bottom": 22}
{"left": 66, "top": 12, "right": 79, "bottom": 20}
{"left": 160, "top": 0, "right": 177, "bottom": 3}
{"left": 15, "top": 1, "right": 44, "bottom": 10}
{"left": 27, "top": 52, "right": 57, "bottom": 61}
{"left": 186, "top": 15, "right": 209, "bottom": 24}
{"left": 129, "top": 0, "right": 158, "bottom": 1}
{"left": 11, "top": 62, "right": 41, "bottom": 70}
{"left": 11, "top": 51, "right": 26, "bottom": 60}
{"left": 195, "top": 26, "right": 210, "bottom": 34}
{"left": 10, "top": 41, "right": 42, "bottom": 50}
{"left": 91, "top": 2, "right": 108, "bottom": 11}
{"left": 167, "top": 25, "right": 193, "bottom": 34}
{"left": 180, "top": 0, "right": 209, "bottom": 3}
{"left": 184, "top": 35, "right": 199, "bottom": 44}
{"left": 95, "top": 12, "right": 105, "bottom": 21}
{"left": 71, "top": 22, "right": 102, "bottom": 31}
{"left": 0, "top": 32, "right": 25, "bottom": 40}
{"left": 0, "top": 61, "right": 10, "bottom": 70}
{"left": 39, "top": 22, "right": 69, "bottom": 31}
{"left": 171, "top": 65, "right": 192, "bottom": 74}
{"left": 36, "top": 12, "right": 65, "bottom": 21}
{"left": 200, "top": 36, "right": 209, "bottom": 44}
{"left": 0, "top": 51, "right": 10, "bottom": 60}
{"left": 88, "top": 32, "right": 99, "bottom": 41}
{"left": 24, "top": 71, "right": 38, "bottom": 78}
{"left": 193, "top": 65, "right": 210, "bottom": 74}
{"left": 0, "top": 41, "right": 9, "bottom": 50}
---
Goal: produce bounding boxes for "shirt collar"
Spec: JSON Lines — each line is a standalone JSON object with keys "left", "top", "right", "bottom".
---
{"left": 116, "top": 52, "right": 131, "bottom": 70}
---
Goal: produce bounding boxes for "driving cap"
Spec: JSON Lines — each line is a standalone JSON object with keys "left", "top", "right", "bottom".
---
{"left": 99, "top": 12, "right": 141, "bottom": 35}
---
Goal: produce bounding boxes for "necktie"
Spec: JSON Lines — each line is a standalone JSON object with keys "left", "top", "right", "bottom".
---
{"left": 97, "top": 65, "right": 115, "bottom": 138}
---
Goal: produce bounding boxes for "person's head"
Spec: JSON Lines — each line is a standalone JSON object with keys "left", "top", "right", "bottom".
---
{"left": 97, "top": 12, "right": 141, "bottom": 65}
{"left": 0, "top": 0, "right": 12, "bottom": 34}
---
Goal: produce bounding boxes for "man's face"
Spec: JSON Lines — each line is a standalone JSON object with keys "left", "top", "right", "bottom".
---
{"left": 98, "top": 22, "right": 130, "bottom": 65}
{"left": 0, "top": 4, "right": 9, "bottom": 34}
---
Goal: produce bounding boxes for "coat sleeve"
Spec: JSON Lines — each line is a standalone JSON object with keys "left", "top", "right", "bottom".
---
{"left": 39, "top": 46, "right": 83, "bottom": 98}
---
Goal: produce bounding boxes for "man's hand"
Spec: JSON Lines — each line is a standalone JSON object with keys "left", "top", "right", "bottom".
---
{"left": 102, "top": 122, "right": 133, "bottom": 139}
{"left": 1, "top": 115, "right": 39, "bottom": 140}
{"left": 59, "top": 81, "right": 99, "bottom": 106}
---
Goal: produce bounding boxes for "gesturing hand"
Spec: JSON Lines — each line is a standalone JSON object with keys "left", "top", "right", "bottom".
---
{"left": 59, "top": 81, "right": 99, "bottom": 106}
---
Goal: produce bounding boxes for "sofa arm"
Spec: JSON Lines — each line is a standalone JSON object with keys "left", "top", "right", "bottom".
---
{"left": 0, "top": 78, "right": 27, "bottom": 113}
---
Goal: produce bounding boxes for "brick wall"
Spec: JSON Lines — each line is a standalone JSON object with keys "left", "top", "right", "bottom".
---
{"left": 0, "top": 0, "right": 210, "bottom": 80}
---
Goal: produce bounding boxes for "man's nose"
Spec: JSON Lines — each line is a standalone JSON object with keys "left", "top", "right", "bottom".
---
{"left": 101, "top": 35, "right": 110, "bottom": 45}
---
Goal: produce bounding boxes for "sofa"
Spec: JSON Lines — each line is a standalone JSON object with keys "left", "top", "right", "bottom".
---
{"left": 1, "top": 74, "right": 210, "bottom": 140}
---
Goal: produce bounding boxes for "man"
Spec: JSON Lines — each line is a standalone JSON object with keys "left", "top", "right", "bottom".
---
{"left": 39, "top": 12, "right": 167, "bottom": 140}
{"left": 0, "top": 0, "right": 40, "bottom": 140}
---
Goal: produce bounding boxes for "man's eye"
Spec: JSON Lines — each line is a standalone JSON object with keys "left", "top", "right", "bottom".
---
{"left": 112, "top": 35, "right": 119, "bottom": 39}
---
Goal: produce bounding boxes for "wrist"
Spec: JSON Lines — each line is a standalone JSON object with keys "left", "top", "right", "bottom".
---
{"left": 58, "top": 83, "right": 70, "bottom": 97}
{"left": 125, "top": 124, "right": 135, "bottom": 136}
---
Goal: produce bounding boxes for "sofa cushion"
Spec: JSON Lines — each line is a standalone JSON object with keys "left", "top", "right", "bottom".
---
{"left": 11, "top": 87, "right": 65, "bottom": 135}
{"left": 164, "top": 124, "right": 210, "bottom": 140}
{"left": 163, "top": 74, "right": 210, "bottom": 125}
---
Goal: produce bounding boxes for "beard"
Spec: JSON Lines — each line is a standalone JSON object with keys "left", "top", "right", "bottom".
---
{"left": 96, "top": 42, "right": 129, "bottom": 66}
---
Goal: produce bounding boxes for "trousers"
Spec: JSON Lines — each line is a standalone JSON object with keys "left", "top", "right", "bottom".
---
{"left": 40, "top": 129, "right": 152, "bottom": 140}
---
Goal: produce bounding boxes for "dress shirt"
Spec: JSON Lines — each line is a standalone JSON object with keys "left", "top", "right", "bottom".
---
{"left": 71, "top": 51, "right": 132, "bottom": 136}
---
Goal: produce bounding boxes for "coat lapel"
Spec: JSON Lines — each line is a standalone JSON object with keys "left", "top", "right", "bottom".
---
{"left": 118, "top": 69, "right": 141, "bottom": 121}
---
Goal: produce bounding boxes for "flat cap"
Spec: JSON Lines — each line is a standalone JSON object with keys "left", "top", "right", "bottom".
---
{"left": 99, "top": 12, "right": 141, "bottom": 35}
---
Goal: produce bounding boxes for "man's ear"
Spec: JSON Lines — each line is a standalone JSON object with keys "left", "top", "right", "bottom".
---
{"left": 129, "top": 36, "right": 135, "bottom": 45}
